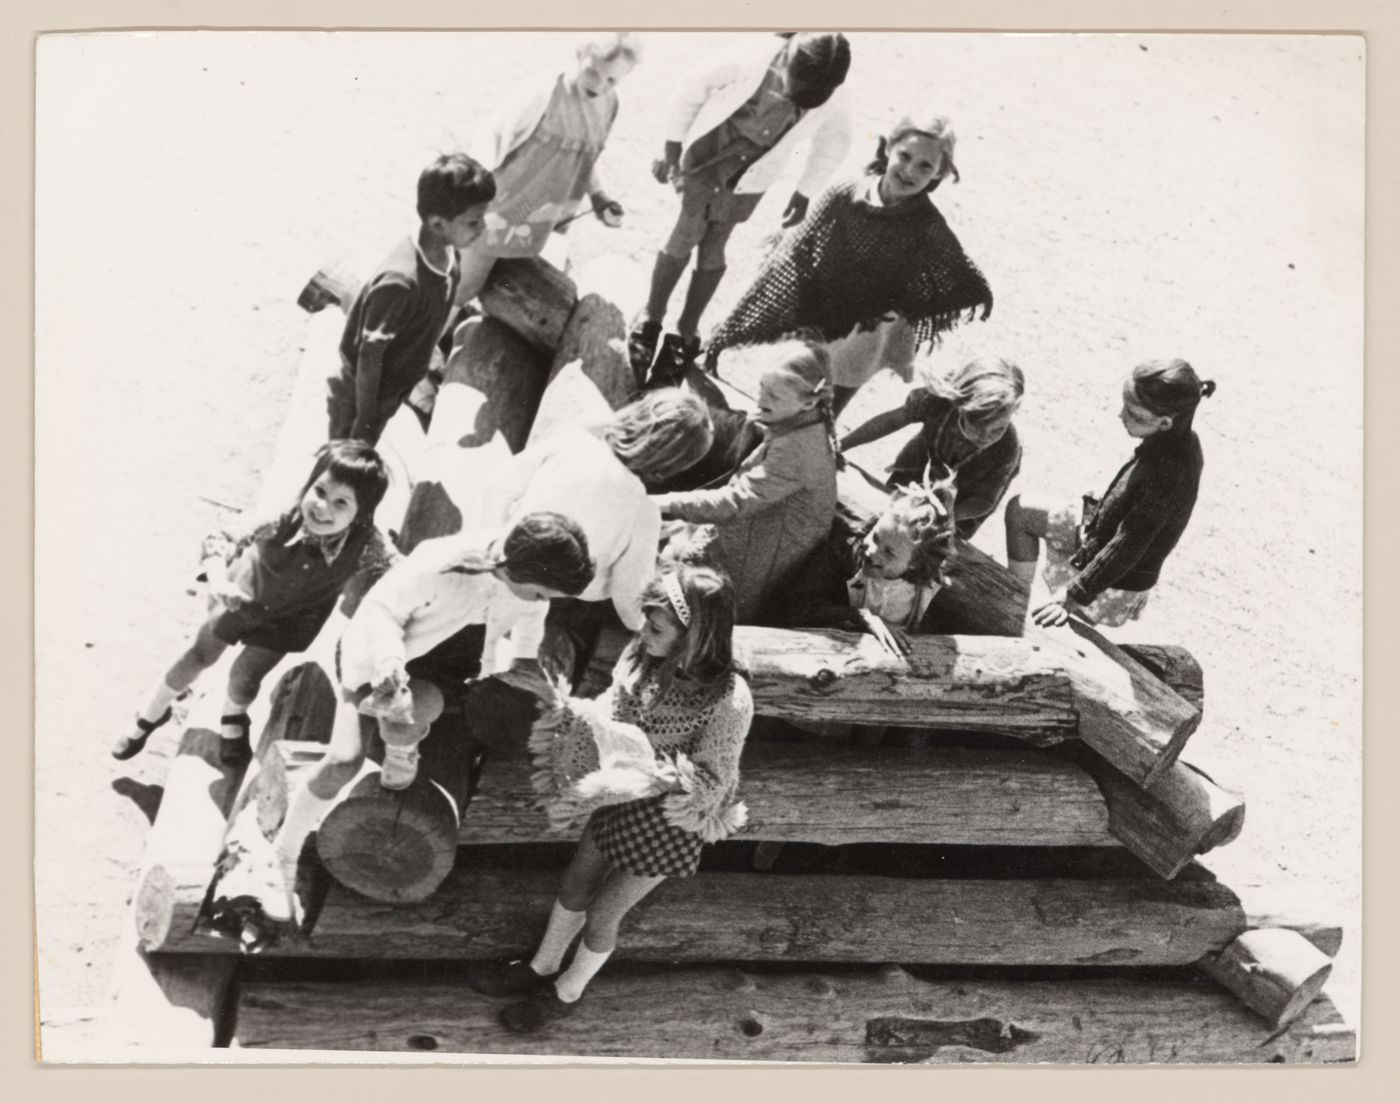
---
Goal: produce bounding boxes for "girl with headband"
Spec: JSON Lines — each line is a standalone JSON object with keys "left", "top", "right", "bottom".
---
{"left": 466, "top": 564, "right": 752, "bottom": 1034}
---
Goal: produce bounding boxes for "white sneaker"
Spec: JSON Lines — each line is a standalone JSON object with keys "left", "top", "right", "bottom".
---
{"left": 380, "top": 745, "right": 420, "bottom": 791}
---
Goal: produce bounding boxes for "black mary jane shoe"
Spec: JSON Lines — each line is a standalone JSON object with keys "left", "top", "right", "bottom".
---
{"left": 647, "top": 332, "right": 702, "bottom": 389}
{"left": 464, "top": 957, "right": 558, "bottom": 998}
{"left": 500, "top": 985, "right": 581, "bottom": 1034}
{"left": 111, "top": 706, "right": 172, "bottom": 761}
{"left": 219, "top": 713, "right": 254, "bottom": 768}
{"left": 627, "top": 318, "right": 663, "bottom": 382}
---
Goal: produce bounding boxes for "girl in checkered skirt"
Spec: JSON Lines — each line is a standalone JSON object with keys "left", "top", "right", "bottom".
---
{"left": 466, "top": 564, "right": 753, "bottom": 1033}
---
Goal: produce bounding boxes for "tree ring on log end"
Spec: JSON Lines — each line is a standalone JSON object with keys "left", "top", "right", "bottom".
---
{"left": 317, "top": 781, "right": 459, "bottom": 903}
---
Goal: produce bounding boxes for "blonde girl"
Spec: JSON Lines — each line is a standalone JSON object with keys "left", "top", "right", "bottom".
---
{"left": 465, "top": 564, "right": 753, "bottom": 1033}
{"left": 1005, "top": 359, "right": 1215, "bottom": 628}
{"left": 652, "top": 340, "right": 839, "bottom": 622}
{"left": 841, "top": 355, "right": 1024, "bottom": 540}
{"left": 113, "top": 441, "right": 394, "bottom": 766}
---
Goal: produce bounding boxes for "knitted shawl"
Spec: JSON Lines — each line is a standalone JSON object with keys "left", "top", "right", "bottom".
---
{"left": 707, "top": 175, "right": 994, "bottom": 356}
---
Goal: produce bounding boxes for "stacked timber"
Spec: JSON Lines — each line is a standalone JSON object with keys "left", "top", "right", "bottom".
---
{"left": 124, "top": 255, "right": 1349, "bottom": 1061}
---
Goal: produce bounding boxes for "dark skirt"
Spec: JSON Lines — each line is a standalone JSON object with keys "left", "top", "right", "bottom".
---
{"left": 591, "top": 796, "right": 704, "bottom": 878}
{"left": 211, "top": 599, "right": 335, "bottom": 654}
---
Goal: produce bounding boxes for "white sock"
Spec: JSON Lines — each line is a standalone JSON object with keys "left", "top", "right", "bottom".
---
{"left": 529, "top": 900, "right": 587, "bottom": 976}
{"left": 1008, "top": 558, "right": 1039, "bottom": 585}
{"left": 139, "top": 680, "right": 181, "bottom": 725}
{"left": 273, "top": 784, "right": 337, "bottom": 863}
{"left": 554, "top": 940, "right": 612, "bottom": 1003}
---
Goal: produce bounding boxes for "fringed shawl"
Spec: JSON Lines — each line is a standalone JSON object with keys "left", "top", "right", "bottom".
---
{"left": 707, "top": 175, "right": 993, "bottom": 356}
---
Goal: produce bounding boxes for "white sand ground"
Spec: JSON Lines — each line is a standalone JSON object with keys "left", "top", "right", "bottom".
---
{"left": 34, "top": 31, "right": 1363, "bottom": 1054}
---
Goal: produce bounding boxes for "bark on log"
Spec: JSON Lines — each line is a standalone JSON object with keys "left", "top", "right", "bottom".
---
{"left": 1197, "top": 928, "right": 1334, "bottom": 1029}
{"left": 466, "top": 742, "right": 1114, "bottom": 847}
{"left": 233, "top": 966, "right": 1355, "bottom": 1063}
{"left": 157, "top": 864, "right": 1341, "bottom": 965}
{"left": 478, "top": 256, "right": 577, "bottom": 353}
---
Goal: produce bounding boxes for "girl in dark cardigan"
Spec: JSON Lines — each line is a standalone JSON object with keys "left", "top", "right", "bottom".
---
{"left": 1004, "top": 360, "right": 1215, "bottom": 628}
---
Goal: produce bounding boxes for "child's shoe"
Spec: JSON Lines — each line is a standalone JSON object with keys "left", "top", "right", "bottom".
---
{"left": 648, "top": 333, "right": 701, "bottom": 389}
{"left": 464, "top": 957, "right": 559, "bottom": 997}
{"left": 500, "top": 985, "right": 581, "bottom": 1034}
{"left": 111, "top": 707, "right": 172, "bottom": 761}
{"left": 379, "top": 744, "right": 421, "bottom": 791}
{"left": 627, "top": 319, "right": 663, "bottom": 382}
{"left": 219, "top": 713, "right": 253, "bottom": 769}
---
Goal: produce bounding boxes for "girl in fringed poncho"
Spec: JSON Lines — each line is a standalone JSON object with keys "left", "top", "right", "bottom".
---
{"left": 704, "top": 113, "right": 994, "bottom": 414}
{"left": 465, "top": 564, "right": 753, "bottom": 1034}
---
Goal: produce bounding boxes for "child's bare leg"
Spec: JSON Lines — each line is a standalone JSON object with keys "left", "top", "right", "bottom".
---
{"left": 552, "top": 869, "right": 665, "bottom": 1001}
{"left": 114, "top": 621, "right": 229, "bottom": 757}
{"left": 1004, "top": 493, "right": 1057, "bottom": 584}
{"left": 376, "top": 678, "right": 445, "bottom": 790}
{"left": 522, "top": 830, "right": 613, "bottom": 978}
{"left": 223, "top": 645, "right": 283, "bottom": 728}
{"left": 272, "top": 696, "right": 371, "bottom": 862}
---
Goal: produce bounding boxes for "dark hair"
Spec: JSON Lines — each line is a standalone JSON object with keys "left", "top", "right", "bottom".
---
{"left": 1131, "top": 359, "right": 1216, "bottom": 435}
{"left": 783, "top": 32, "right": 851, "bottom": 109}
{"left": 417, "top": 152, "right": 496, "bottom": 222}
{"left": 297, "top": 440, "right": 391, "bottom": 530}
{"left": 500, "top": 511, "right": 594, "bottom": 596}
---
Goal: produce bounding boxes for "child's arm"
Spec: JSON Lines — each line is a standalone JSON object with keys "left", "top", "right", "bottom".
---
{"left": 338, "top": 541, "right": 444, "bottom": 688}
{"left": 198, "top": 512, "right": 286, "bottom": 609}
{"left": 839, "top": 404, "right": 915, "bottom": 452}
{"left": 652, "top": 435, "right": 806, "bottom": 524}
{"left": 348, "top": 279, "right": 414, "bottom": 441}
{"left": 792, "top": 89, "right": 854, "bottom": 202}
{"left": 1063, "top": 481, "right": 1183, "bottom": 607}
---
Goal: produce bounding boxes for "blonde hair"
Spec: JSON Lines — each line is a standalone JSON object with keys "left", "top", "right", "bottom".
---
{"left": 576, "top": 31, "right": 642, "bottom": 66}
{"left": 920, "top": 355, "right": 1024, "bottom": 445}
{"left": 603, "top": 387, "right": 714, "bottom": 484}
{"left": 885, "top": 473, "right": 959, "bottom": 587}
{"left": 869, "top": 113, "right": 961, "bottom": 188}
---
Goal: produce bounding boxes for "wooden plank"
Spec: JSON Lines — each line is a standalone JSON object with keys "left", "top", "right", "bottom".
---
{"left": 158, "top": 863, "right": 1341, "bottom": 966}
{"left": 232, "top": 965, "right": 1355, "bottom": 1063}
{"left": 478, "top": 256, "right": 577, "bottom": 353}
{"left": 464, "top": 742, "right": 1115, "bottom": 847}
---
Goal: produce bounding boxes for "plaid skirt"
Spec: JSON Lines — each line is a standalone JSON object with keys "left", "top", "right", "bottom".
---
{"left": 590, "top": 796, "right": 704, "bottom": 878}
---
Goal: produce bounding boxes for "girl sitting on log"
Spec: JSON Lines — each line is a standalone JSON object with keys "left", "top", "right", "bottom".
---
{"left": 702, "top": 112, "right": 993, "bottom": 414}
{"left": 840, "top": 355, "right": 1025, "bottom": 540}
{"left": 465, "top": 563, "right": 753, "bottom": 1034}
{"left": 112, "top": 441, "right": 395, "bottom": 767}
{"left": 651, "top": 339, "right": 838, "bottom": 624}
{"left": 478, "top": 388, "right": 714, "bottom": 675}
{"left": 1004, "top": 359, "right": 1215, "bottom": 628}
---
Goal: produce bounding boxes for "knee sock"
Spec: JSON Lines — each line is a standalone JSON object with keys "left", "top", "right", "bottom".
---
{"left": 1008, "top": 559, "right": 1039, "bottom": 586}
{"left": 529, "top": 900, "right": 587, "bottom": 976}
{"left": 643, "top": 252, "right": 689, "bottom": 324}
{"left": 553, "top": 939, "right": 613, "bottom": 1003}
{"left": 676, "top": 266, "right": 726, "bottom": 337}
{"left": 139, "top": 680, "right": 181, "bottom": 725}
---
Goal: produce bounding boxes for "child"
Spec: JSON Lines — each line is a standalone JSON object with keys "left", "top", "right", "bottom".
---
{"left": 464, "top": 564, "right": 752, "bottom": 1033}
{"left": 704, "top": 113, "right": 993, "bottom": 412}
{"left": 477, "top": 388, "right": 714, "bottom": 665}
{"left": 1004, "top": 360, "right": 1215, "bottom": 628}
{"left": 841, "top": 355, "right": 1024, "bottom": 540}
{"left": 451, "top": 32, "right": 641, "bottom": 315}
{"left": 652, "top": 340, "right": 839, "bottom": 623}
{"left": 112, "top": 442, "right": 395, "bottom": 766}
{"left": 326, "top": 152, "right": 496, "bottom": 444}
{"left": 784, "top": 476, "right": 959, "bottom": 656}
{"left": 629, "top": 32, "right": 853, "bottom": 384}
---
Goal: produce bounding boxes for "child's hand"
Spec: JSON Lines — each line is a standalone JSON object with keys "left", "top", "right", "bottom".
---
{"left": 1031, "top": 591, "right": 1081, "bottom": 628}
{"left": 590, "top": 193, "right": 624, "bottom": 228}
{"left": 780, "top": 191, "right": 810, "bottom": 227}
{"left": 372, "top": 661, "right": 411, "bottom": 700}
{"left": 857, "top": 609, "right": 911, "bottom": 659}
{"left": 652, "top": 141, "right": 682, "bottom": 185}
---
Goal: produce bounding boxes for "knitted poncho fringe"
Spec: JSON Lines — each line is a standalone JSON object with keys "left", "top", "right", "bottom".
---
{"left": 707, "top": 175, "right": 994, "bottom": 356}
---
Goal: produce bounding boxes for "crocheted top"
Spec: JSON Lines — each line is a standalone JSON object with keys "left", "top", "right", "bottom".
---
{"left": 707, "top": 174, "right": 993, "bottom": 356}
{"left": 529, "top": 657, "right": 754, "bottom": 841}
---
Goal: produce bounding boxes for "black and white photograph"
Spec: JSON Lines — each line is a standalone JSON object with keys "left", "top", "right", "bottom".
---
{"left": 34, "top": 26, "right": 1363, "bottom": 1064}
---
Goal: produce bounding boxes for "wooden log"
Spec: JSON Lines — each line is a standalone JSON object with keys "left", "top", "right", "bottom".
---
{"left": 441, "top": 315, "right": 551, "bottom": 454}
{"left": 1120, "top": 643, "right": 1204, "bottom": 711}
{"left": 478, "top": 256, "right": 577, "bottom": 353}
{"left": 1197, "top": 928, "right": 1335, "bottom": 1029}
{"left": 465, "top": 742, "right": 1115, "bottom": 847}
{"left": 157, "top": 863, "right": 1342, "bottom": 966}
{"left": 232, "top": 966, "right": 1355, "bottom": 1063}
{"left": 103, "top": 727, "right": 243, "bottom": 1048}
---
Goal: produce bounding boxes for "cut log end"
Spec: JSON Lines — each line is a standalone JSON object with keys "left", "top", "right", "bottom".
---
{"left": 316, "top": 777, "right": 460, "bottom": 903}
{"left": 1198, "top": 928, "right": 1335, "bottom": 1029}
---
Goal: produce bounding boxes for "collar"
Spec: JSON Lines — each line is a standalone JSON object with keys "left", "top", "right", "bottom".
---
{"left": 287, "top": 522, "right": 352, "bottom": 565}
{"left": 413, "top": 234, "right": 458, "bottom": 280}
